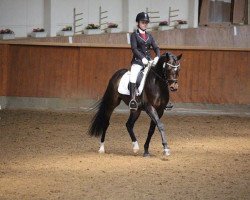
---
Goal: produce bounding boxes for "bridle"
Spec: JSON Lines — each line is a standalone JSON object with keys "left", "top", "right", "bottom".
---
{"left": 151, "top": 61, "right": 180, "bottom": 84}
{"left": 164, "top": 62, "right": 180, "bottom": 83}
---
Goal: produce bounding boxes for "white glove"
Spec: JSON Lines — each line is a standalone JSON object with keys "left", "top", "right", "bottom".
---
{"left": 142, "top": 57, "right": 149, "bottom": 65}
{"left": 152, "top": 56, "right": 159, "bottom": 66}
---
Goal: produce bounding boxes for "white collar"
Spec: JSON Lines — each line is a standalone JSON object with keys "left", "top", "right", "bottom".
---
{"left": 138, "top": 28, "right": 146, "bottom": 34}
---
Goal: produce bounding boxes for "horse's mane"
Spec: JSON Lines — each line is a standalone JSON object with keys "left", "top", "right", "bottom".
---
{"left": 155, "top": 53, "right": 167, "bottom": 69}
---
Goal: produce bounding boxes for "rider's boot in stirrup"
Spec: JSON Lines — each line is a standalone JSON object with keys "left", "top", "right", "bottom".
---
{"left": 165, "top": 101, "right": 174, "bottom": 110}
{"left": 129, "top": 83, "right": 138, "bottom": 110}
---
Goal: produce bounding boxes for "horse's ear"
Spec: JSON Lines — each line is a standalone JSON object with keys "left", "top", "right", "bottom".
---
{"left": 165, "top": 52, "right": 170, "bottom": 60}
{"left": 177, "top": 54, "right": 182, "bottom": 60}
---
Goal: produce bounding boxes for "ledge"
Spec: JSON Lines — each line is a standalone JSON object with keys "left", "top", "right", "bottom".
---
{"left": 1, "top": 96, "right": 249, "bottom": 116}
{"left": 0, "top": 40, "right": 250, "bottom": 51}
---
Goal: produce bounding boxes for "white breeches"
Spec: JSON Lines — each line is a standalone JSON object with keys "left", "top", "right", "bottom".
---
{"left": 130, "top": 64, "right": 143, "bottom": 83}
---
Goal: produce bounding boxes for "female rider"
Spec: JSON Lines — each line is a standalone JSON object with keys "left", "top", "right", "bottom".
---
{"left": 129, "top": 12, "right": 160, "bottom": 110}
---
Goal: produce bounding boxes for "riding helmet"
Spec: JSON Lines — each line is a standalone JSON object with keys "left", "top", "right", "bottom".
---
{"left": 136, "top": 12, "right": 150, "bottom": 23}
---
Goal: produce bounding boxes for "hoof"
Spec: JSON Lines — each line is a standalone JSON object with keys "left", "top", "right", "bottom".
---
{"left": 133, "top": 148, "right": 139, "bottom": 154}
{"left": 98, "top": 149, "right": 105, "bottom": 154}
{"left": 132, "top": 141, "right": 139, "bottom": 154}
{"left": 99, "top": 143, "right": 105, "bottom": 154}
{"left": 143, "top": 152, "right": 150, "bottom": 157}
{"left": 163, "top": 148, "right": 170, "bottom": 156}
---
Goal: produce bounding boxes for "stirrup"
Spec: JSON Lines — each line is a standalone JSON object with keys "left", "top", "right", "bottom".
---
{"left": 129, "top": 99, "right": 138, "bottom": 110}
{"left": 165, "top": 102, "right": 174, "bottom": 110}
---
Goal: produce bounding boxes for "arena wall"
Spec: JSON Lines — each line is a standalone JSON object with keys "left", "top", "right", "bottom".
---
{"left": 0, "top": 43, "right": 249, "bottom": 106}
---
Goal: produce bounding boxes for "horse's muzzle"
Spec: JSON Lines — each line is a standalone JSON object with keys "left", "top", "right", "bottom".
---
{"left": 169, "top": 82, "right": 178, "bottom": 91}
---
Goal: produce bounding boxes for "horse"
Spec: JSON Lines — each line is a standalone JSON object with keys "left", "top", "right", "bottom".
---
{"left": 88, "top": 52, "right": 182, "bottom": 157}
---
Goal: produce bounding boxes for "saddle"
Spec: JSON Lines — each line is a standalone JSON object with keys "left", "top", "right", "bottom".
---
{"left": 118, "top": 63, "right": 152, "bottom": 96}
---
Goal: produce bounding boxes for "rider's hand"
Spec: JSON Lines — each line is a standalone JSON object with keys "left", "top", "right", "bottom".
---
{"left": 152, "top": 56, "right": 159, "bottom": 66}
{"left": 142, "top": 57, "right": 149, "bottom": 65}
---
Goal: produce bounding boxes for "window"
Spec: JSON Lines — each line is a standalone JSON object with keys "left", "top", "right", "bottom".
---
{"left": 199, "top": 0, "right": 248, "bottom": 26}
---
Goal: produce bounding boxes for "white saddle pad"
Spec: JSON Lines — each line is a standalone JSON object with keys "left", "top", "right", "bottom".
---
{"left": 118, "top": 66, "right": 150, "bottom": 96}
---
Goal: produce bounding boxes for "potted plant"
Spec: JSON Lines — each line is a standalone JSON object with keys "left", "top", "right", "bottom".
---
{"left": 175, "top": 20, "right": 188, "bottom": 29}
{"left": 84, "top": 24, "right": 103, "bottom": 35}
{"left": 106, "top": 23, "right": 120, "bottom": 33}
{"left": 0, "top": 29, "right": 15, "bottom": 40}
{"left": 158, "top": 21, "right": 173, "bottom": 31}
{"left": 62, "top": 26, "right": 72, "bottom": 31}
{"left": 30, "top": 28, "right": 47, "bottom": 38}
{"left": 58, "top": 26, "right": 73, "bottom": 36}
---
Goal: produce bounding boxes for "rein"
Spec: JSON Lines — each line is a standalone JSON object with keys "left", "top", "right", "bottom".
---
{"left": 151, "top": 68, "right": 168, "bottom": 84}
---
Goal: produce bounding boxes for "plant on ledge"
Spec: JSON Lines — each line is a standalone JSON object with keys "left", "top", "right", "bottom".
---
{"left": 107, "top": 23, "right": 118, "bottom": 28}
{"left": 62, "top": 26, "right": 72, "bottom": 31}
{"left": 176, "top": 20, "right": 187, "bottom": 24}
{"left": 86, "top": 24, "right": 100, "bottom": 29}
{"left": 32, "top": 28, "right": 45, "bottom": 32}
{"left": 0, "top": 29, "right": 14, "bottom": 34}
{"left": 159, "top": 21, "right": 169, "bottom": 26}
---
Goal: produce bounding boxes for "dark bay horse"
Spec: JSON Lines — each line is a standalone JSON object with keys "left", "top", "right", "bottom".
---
{"left": 88, "top": 52, "right": 182, "bottom": 157}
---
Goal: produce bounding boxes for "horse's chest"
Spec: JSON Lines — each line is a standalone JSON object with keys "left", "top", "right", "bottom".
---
{"left": 153, "top": 97, "right": 168, "bottom": 107}
{"left": 146, "top": 90, "right": 168, "bottom": 108}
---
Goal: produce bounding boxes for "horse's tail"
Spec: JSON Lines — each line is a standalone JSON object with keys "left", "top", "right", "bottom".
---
{"left": 88, "top": 69, "right": 127, "bottom": 137}
{"left": 88, "top": 85, "right": 112, "bottom": 137}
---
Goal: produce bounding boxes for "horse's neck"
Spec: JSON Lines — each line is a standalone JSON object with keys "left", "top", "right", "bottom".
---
{"left": 144, "top": 55, "right": 170, "bottom": 105}
{"left": 147, "top": 64, "right": 167, "bottom": 89}
{"left": 151, "top": 59, "right": 165, "bottom": 79}
{"left": 145, "top": 66, "right": 169, "bottom": 103}
{"left": 149, "top": 57, "right": 169, "bottom": 87}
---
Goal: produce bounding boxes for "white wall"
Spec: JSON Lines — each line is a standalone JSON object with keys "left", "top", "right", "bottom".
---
{"left": 0, "top": 0, "right": 198, "bottom": 37}
{"left": 249, "top": 0, "right": 250, "bottom": 24}
{"left": 0, "top": 0, "right": 44, "bottom": 37}
{"left": 125, "top": 0, "right": 196, "bottom": 32}
{"left": 188, "top": 0, "right": 199, "bottom": 28}
{"left": 53, "top": 0, "right": 123, "bottom": 34}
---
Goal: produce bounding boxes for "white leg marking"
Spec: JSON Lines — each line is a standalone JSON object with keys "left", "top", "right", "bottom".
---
{"left": 132, "top": 141, "right": 139, "bottom": 153}
{"left": 98, "top": 142, "right": 105, "bottom": 153}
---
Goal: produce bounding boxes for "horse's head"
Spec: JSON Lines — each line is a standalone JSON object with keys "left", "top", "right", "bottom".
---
{"left": 162, "top": 52, "right": 182, "bottom": 91}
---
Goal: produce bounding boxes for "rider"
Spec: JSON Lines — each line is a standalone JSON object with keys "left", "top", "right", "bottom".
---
{"left": 129, "top": 12, "right": 160, "bottom": 110}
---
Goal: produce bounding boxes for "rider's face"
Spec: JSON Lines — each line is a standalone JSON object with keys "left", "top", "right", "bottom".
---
{"left": 138, "top": 20, "right": 149, "bottom": 30}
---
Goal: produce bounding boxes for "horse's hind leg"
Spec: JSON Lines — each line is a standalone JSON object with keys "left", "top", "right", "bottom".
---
{"left": 99, "top": 97, "right": 121, "bottom": 153}
{"left": 126, "top": 110, "right": 141, "bottom": 154}
{"left": 99, "top": 120, "right": 110, "bottom": 153}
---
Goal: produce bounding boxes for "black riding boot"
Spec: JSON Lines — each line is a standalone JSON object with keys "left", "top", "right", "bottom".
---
{"left": 129, "top": 83, "right": 138, "bottom": 110}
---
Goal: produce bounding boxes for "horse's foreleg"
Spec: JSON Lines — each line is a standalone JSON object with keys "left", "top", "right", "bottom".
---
{"left": 126, "top": 110, "right": 141, "bottom": 154}
{"left": 145, "top": 106, "right": 170, "bottom": 156}
{"left": 144, "top": 109, "right": 164, "bottom": 157}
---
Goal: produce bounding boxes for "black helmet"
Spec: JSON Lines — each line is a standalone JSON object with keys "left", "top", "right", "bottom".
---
{"left": 136, "top": 12, "right": 150, "bottom": 23}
